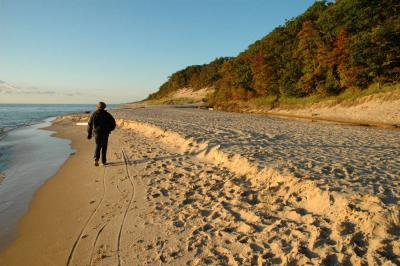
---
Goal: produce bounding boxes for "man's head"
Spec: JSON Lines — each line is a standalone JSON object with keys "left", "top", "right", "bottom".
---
{"left": 96, "top": 102, "right": 106, "bottom": 110}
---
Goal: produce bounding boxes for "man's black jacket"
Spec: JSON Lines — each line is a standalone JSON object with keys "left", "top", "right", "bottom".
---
{"left": 87, "top": 109, "right": 116, "bottom": 137}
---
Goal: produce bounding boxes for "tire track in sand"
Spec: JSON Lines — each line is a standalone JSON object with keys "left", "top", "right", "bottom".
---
{"left": 117, "top": 148, "right": 135, "bottom": 266}
{"left": 89, "top": 222, "right": 108, "bottom": 266}
{"left": 66, "top": 167, "right": 107, "bottom": 266}
{"left": 88, "top": 161, "right": 113, "bottom": 266}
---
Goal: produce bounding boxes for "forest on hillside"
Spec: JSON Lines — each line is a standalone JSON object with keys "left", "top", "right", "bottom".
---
{"left": 148, "top": 0, "right": 400, "bottom": 106}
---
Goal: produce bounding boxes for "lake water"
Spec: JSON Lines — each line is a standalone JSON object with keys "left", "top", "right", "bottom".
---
{"left": 0, "top": 104, "right": 94, "bottom": 137}
{"left": 0, "top": 104, "right": 114, "bottom": 249}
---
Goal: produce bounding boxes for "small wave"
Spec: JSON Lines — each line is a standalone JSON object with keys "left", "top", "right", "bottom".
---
{"left": 0, "top": 125, "right": 23, "bottom": 140}
{"left": 0, "top": 128, "right": 6, "bottom": 140}
{"left": 0, "top": 118, "right": 55, "bottom": 138}
{"left": 0, "top": 103, "right": 96, "bottom": 138}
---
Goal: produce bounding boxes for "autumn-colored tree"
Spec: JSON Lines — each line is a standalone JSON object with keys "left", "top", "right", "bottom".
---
{"left": 250, "top": 51, "right": 279, "bottom": 96}
{"left": 295, "top": 21, "right": 322, "bottom": 94}
{"left": 332, "top": 28, "right": 357, "bottom": 88}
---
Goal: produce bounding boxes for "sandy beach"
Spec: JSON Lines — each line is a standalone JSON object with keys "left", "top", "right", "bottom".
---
{"left": 0, "top": 106, "right": 399, "bottom": 265}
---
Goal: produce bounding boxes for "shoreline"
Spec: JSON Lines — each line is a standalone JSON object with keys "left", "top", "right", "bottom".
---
{"left": 0, "top": 117, "right": 101, "bottom": 264}
{"left": 0, "top": 117, "right": 59, "bottom": 184}
{"left": 1, "top": 109, "right": 399, "bottom": 265}
{"left": 0, "top": 118, "right": 73, "bottom": 249}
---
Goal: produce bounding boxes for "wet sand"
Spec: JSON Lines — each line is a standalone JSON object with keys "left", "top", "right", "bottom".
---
{"left": 0, "top": 107, "right": 399, "bottom": 265}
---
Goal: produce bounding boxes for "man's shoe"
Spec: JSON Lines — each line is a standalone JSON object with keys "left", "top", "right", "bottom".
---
{"left": 94, "top": 160, "right": 99, "bottom": 166}
{"left": 101, "top": 162, "right": 107, "bottom": 166}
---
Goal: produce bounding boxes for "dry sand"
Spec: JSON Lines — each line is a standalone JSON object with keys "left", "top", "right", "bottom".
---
{"left": 0, "top": 106, "right": 399, "bottom": 265}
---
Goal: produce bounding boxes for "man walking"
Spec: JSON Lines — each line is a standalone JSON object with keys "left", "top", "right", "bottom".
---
{"left": 87, "top": 102, "right": 116, "bottom": 166}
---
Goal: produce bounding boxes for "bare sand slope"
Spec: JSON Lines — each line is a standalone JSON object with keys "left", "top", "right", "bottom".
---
{"left": 0, "top": 108, "right": 399, "bottom": 265}
{"left": 266, "top": 90, "right": 400, "bottom": 126}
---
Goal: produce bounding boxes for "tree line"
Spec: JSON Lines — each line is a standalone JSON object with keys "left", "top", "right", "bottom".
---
{"left": 148, "top": 0, "right": 400, "bottom": 105}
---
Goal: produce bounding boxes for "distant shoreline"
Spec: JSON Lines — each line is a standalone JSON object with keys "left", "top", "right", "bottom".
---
{"left": 140, "top": 86, "right": 400, "bottom": 129}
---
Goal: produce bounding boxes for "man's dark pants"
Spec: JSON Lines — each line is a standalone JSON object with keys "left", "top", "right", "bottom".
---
{"left": 94, "top": 133, "right": 109, "bottom": 163}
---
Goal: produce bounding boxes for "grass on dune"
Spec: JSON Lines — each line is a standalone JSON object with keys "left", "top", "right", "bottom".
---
{"left": 251, "top": 83, "right": 400, "bottom": 109}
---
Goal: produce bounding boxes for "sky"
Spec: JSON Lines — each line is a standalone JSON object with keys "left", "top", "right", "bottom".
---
{"left": 0, "top": 0, "right": 316, "bottom": 104}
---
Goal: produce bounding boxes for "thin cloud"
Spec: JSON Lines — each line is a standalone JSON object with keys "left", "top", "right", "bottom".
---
{"left": 0, "top": 80, "right": 76, "bottom": 96}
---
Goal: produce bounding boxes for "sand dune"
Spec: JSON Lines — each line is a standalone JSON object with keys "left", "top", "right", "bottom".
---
{"left": 0, "top": 107, "right": 399, "bottom": 265}
{"left": 113, "top": 106, "right": 400, "bottom": 204}
{"left": 113, "top": 107, "right": 400, "bottom": 265}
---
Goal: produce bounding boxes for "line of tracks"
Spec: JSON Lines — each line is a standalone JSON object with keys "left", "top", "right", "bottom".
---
{"left": 66, "top": 167, "right": 107, "bottom": 266}
{"left": 117, "top": 148, "right": 135, "bottom": 266}
{"left": 66, "top": 147, "right": 135, "bottom": 266}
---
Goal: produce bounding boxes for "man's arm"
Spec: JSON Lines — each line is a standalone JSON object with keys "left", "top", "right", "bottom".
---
{"left": 87, "top": 113, "right": 94, "bottom": 139}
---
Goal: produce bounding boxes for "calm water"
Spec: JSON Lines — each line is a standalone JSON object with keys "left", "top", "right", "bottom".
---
{"left": 0, "top": 104, "right": 99, "bottom": 172}
{"left": 0, "top": 104, "right": 94, "bottom": 136}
